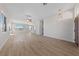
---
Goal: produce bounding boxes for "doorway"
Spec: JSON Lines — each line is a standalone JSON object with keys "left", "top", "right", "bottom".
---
{"left": 74, "top": 15, "right": 79, "bottom": 46}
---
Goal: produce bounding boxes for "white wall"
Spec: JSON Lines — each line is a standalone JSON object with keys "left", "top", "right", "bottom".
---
{"left": 44, "top": 10, "right": 74, "bottom": 42}
{"left": 32, "top": 19, "right": 40, "bottom": 34}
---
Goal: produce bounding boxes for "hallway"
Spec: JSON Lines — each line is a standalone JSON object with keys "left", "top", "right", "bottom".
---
{"left": 0, "top": 30, "right": 79, "bottom": 56}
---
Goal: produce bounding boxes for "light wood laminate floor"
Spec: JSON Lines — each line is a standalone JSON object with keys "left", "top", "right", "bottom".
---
{"left": 0, "top": 31, "right": 79, "bottom": 56}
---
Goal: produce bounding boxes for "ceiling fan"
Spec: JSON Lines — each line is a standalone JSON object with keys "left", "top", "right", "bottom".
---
{"left": 43, "top": 3, "right": 47, "bottom": 6}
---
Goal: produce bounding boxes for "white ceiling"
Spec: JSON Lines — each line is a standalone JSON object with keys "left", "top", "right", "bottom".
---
{"left": 0, "top": 3, "right": 75, "bottom": 21}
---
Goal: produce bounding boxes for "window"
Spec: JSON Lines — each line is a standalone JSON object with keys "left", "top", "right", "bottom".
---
{"left": 0, "top": 13, "right": 6, "bottom": 32}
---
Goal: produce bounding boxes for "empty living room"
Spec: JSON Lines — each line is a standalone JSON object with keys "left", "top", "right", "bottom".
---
{"left": 0, "top": 2, "right": 79, "bottom": 56}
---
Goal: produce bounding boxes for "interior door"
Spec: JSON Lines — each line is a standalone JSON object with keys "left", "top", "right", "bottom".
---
{"left": 74, "top": 16, "right": 79, "bottom": 46}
